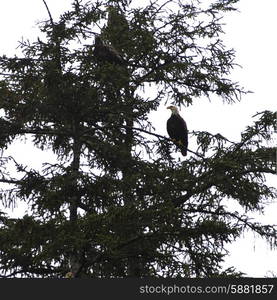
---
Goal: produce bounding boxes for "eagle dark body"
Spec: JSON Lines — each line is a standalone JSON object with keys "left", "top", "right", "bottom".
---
{"left": 167, "top": 110, "right": 188, "bottom": 156}
{"left": 93, "top": 36, "right": 124, "bottom": 65}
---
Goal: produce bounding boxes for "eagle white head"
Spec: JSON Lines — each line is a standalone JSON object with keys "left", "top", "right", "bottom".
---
{"left": 167, "top": 105, "right": 179, "bottom": 115}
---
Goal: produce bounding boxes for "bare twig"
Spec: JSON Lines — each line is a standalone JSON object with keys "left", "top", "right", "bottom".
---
{"left": 42, "top": 0, "right": 54, "bottom": 25}
{"left": 0, "top": 178, "right": 20, "bottom": 185}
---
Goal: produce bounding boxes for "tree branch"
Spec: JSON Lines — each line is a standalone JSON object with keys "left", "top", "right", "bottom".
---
{"left": 84, "top": 123, "right": 204, "bottom": 158}
{"left": 182, "top": 208, "right": 277, "bottom": 237}
{"left": 0, "top": 178, "right": 21, "bottom": 185}
{"left": 42, "top": 0, "right": 54, "bottom": 26}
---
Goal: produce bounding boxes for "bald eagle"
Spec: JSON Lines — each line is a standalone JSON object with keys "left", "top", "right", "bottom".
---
{"left": 167, "top": 106, "right": 188, "bottom": 156}
{"left": 93, "top": 36, "right": 124, "bottom": 65}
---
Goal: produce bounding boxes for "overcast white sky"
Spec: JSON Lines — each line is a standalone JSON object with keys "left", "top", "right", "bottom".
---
{"left": 0, "top": 0, "right": 277, "bottom": 277}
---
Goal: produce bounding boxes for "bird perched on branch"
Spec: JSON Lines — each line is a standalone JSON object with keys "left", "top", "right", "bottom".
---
{"left": 93, "top": 35, "right": 124, "bottom": 65}
{"left": 167, "top": 106, "right": 188, "bottom": 156}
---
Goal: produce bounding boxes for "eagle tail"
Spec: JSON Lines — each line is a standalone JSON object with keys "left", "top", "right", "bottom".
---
{"left": 181, "top": 148, "right": 187, "bottom": 156}
{"left": 174, "top": 140, "right": 187, "bottom": 156}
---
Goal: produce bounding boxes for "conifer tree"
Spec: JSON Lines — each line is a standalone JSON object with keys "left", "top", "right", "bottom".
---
{"left": 0, "top": 0, "right": 276, "bottom": 277}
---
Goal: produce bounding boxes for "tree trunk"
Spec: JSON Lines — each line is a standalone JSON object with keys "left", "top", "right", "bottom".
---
{"left": 68, "top": 123, "right": 82, "bottom": 277}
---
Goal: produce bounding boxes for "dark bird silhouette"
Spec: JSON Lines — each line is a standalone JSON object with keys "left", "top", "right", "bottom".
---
{"left": 93, "top": 35, "right": 124, "bottom": 65}
{"left": 167, "top": 106, "right": 188, "bottom": 156}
